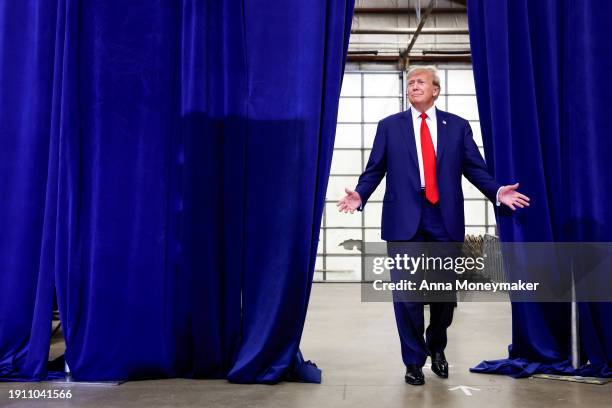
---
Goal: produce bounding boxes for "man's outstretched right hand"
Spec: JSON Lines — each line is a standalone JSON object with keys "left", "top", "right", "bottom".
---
{"left": 337, "top": 188, "right": 362, "bottom": 213}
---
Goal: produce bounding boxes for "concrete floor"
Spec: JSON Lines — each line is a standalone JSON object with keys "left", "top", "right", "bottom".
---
{"left": 1, "top": 283, "right": 610, "bottom": 408}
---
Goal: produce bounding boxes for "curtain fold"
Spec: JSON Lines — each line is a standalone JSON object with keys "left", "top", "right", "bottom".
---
{"left": 1, "top": 0, "right": 354, "bottom": 382}
{"left": 468, "top": 0, "right": 612, "bottom": 378}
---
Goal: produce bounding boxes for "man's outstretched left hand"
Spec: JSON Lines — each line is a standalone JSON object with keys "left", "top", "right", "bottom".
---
{"left": 498, "top": 182, "right": 530, "bottom": 211}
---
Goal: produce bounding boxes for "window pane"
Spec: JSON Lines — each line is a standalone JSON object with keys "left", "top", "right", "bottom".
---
{"left": 447, "top": 70, "right": 476, "bottom": 94}
{"left": 325, "top": 203, "right": 361, "bottom": 227}
{"left": 330, "top": 150, "right": 361, "bottom": 175}
{"left": 313, "top": 256, "right": 323, "bottom": 281}
{"left": 362, "top": 149, "right": 372, "bottom": 172}
{"left": 337, "top": 98, "right": 361, "bottom": 123}
{"left": 364, "top": 98, "right": 401, "bottom": 122}
{"left": 334, "top": 124, "right": 361, "bottom": 148}
{"left": 447, "top": 96, "right": 479, "bottom": 120}
{"left": 341, "top": 73, "right": 361, "bottom": 97}
{"left": 364, "top": 124, "right": 378, "bottom": 148}
{"left": 364, "top": 228, "right": 384, "bottom": 243}
{"left": 465, "top": 226, "right": 486, "bottom": 236}
{"left": 488, "top": 202, "right": 497, "bottom": 227}
{"left": 486, "top": 201, "right": 498, "bottom": 235}
{"left": 364, "top": 202, "right": 382, "bottom": 227}
{"left": 437, "top": 69, "right": 447, "bottom": 94}
{"left": 364, "top": 74, "right": 401, "bottom": 96}
{"left": 326, "top": 228, "right": 362, "bottom": 254}
{"left": 464, "top": 200, "right": 486, "bottom": 226}
{"left": 325, "top": 256, "right": 362, "bottom": 281}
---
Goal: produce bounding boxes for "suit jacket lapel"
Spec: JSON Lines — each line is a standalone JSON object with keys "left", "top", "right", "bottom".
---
{"left": 436, "top": 108, "right": 447, "bottom": 166}
{"left": 400, "top": 108, "right": 420, "bottom": 171}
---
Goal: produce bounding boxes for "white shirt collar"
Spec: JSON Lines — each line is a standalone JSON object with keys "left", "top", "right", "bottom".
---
{"left": 410, "top": 104, "right": 437, "bottom": 120}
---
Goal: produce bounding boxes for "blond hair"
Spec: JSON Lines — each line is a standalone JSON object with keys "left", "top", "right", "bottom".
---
{"left": 407, "top": 66, "right": 441, "bottom": 99}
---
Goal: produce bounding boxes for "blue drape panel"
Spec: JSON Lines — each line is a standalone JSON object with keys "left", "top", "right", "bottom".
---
{"left": 468, "top": 0, "right": 612, "bottom": 378}
{"left": 226, "top": 1, "right": 353, "bottom": 384}
{"left": 0, "top": 0, "right": 353, "bottom": 382}
{"left": 0, "top": 0, "right": 61, "bottom": 381}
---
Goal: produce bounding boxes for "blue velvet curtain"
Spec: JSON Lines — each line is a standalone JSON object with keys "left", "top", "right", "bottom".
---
{"left": 468, "top": 0, "right": 612, "bottom": 378}
{"left": 0, "top": 0, "right": 354, "bottom": 383}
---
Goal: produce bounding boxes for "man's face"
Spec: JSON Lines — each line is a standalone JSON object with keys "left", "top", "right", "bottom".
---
{"left": 407, "top": 71, "right": 439, "bottom": 108}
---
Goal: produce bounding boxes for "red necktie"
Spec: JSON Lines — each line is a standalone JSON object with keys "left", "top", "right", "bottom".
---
{"left": 419, "top": 112, "right": 439, "bottom": 204}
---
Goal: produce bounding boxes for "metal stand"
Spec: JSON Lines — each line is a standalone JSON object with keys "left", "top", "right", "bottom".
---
{"left": 570, "top": 266, "right": 580, "bottom": 370}
{"left": 533, "top": 263, "right": 610, "bottom": 385}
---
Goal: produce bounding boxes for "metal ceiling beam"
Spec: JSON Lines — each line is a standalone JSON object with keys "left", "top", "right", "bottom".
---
{"left": 401, "top": 0, "right": 436, "bottom": 60}
{"left": 347, "top": 54, "right": 471, "bottom": 63}
{"left": 353, "top": 7, "right": 466, "bottom": 14}
{"left": 347, "top": 50, "right": 379, "bottom": 55}
{"left": 351, "top": 27, "right": 469, "bottom": 35}
{"left": 422, "top": 49, "right": 471, "bottom": 55}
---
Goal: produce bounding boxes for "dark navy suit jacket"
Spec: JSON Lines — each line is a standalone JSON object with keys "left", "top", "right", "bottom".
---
{"left": 355, "top": 108, "right": 501, "bottom": 242}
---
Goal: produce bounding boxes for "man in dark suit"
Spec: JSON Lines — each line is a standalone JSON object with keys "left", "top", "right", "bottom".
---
{"left": 337, "top": 66, "right": 529, "bottom": 385}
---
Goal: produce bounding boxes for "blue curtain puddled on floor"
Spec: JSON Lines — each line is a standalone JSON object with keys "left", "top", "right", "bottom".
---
{"left": 468, "top": 0, "right": 612, "bottom": 378}
{"left": 0, "top": 0, "right": 354, "bottom": 383}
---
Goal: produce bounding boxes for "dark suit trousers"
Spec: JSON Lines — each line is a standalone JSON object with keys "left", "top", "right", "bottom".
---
{"left": 388, "top": 194, "right": 457, "bottom": 366}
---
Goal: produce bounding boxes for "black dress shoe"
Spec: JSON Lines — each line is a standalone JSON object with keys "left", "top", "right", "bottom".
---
{"left": 431, "top": 351, "right": 449, "bottom": 378}
{"left": 405, "top": 364, "right": 425, "bottom": 385}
